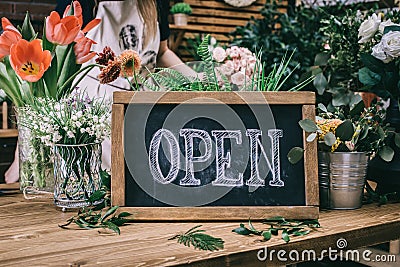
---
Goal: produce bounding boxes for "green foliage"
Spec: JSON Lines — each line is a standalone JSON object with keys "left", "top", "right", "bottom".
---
{"left": 145, "top": 35, "right": 313, "bottom": 92}
{"left": 170, "top": 2, "right": 192, "bottom": 15}
{"left": 59, "top": 171, "right": 134, "bottom": 235}
{"left": 233, "top": 218, "right": 320, "bottom": 243}
{"left": 288, "top": 101, "right": 400, "bottom": 164}
{"left": 230, "top": 1, "right": 328, "bottom": 91}
{"left": 169, "top": 225, "right": 224, "bottom": 251}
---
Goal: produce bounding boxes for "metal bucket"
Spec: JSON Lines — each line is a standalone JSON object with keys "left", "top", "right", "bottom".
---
{"left": 318, "top": 152, "right": 368, "bottom": 210}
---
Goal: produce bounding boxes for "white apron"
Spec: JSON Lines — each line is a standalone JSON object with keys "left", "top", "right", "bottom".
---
{"left": 78, "top": 0, "right": 161, "bottom": 170}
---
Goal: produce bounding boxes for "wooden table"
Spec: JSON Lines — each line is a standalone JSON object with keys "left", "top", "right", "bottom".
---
{"left": 1, "top": 191, "right": 400, "bottom": 266}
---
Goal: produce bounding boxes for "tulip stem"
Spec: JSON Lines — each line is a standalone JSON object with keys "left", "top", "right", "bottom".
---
{"left": 58, "top": 63, "right": 104, "bottom": 97}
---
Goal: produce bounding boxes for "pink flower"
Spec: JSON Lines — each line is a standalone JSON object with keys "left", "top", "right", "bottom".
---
{"left": 230, "top": 71, "right": 246, "bottom": 86}
{"left": 74, "top": 34, "right": 97, "bottom": 64}
{"left": 212, "top": 47, "right": 226, "bottom": 62}
{"left": 0, "top": 18, "right": 22, "bottom": 59}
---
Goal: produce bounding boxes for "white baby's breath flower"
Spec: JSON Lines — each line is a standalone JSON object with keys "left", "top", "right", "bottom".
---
{"left": 71, "top": 115, "right": 77, "bottom": 121}
{"left": 67, "top": 131, "right": 75, "bottom": 138}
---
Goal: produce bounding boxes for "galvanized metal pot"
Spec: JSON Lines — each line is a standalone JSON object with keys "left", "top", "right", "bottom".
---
{"left": 318, "top": 151, "right": 368, "bottom": 210}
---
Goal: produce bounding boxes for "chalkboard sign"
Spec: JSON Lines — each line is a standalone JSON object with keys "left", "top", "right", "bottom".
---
{"left": 111, "top": 91, "right": 318, "bottom": 220}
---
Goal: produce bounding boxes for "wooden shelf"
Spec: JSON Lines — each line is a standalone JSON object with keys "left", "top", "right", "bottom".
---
{"left": 0, "top": 129, "right": 18, "bottom": 138}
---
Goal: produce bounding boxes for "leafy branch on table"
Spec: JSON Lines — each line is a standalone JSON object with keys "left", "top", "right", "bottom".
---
{"left": 233, "top": 217, "right": 320, "bottom": 243}
{"left": 59, "top": 170, "right": 134, "bottom": 234}
{"left": 169, "top": 225, "right": 225, "bottom": 251}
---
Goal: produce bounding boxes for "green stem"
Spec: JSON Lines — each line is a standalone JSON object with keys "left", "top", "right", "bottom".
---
{"left": 58, "top": 63, "right": 104, "bottom": 97}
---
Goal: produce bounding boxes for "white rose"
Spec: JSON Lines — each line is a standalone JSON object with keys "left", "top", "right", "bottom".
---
{"left": 212, "top": 47, "right": 227, "bottom": 63}
{"left": 380, "top": 31, "right": 400, "bottom": 58}
{"left": 358, "top": 13, "right": 381, "bottom": 43}
{"left": 378, "top": 19, "right": 398, "bottom": 33}
{"left": 371, "top": 42, "right": 393, "bottom": 63}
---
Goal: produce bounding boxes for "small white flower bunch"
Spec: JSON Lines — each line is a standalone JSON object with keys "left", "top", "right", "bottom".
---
{"left": 25, "top": 91, "right": 111, "bottom": 146}
{"left": 212, "top": 46, "right": 258, "bottom": 89}
{"left": 358, "top": 12, "right": 400, "bottom": 63}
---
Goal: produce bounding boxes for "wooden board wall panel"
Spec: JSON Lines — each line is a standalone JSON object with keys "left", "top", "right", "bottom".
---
{"left": 111, "top": 104, "right": 125, "bottom": 206}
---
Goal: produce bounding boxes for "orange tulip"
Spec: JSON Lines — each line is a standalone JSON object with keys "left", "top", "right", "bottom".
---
{"left": 46, "top": 11, "right": 80, "bottom": 45}
{"left": 0, "top": 18, "right": 22, "bottom": 59}
{"left": 9, "top": 39, "right": 52, "bottom": 82}
{"left": 63, "top": 1, "right": 83, "bottom": 28}
{"left": 74, "top": 34, "right": 97, "bottom": 64}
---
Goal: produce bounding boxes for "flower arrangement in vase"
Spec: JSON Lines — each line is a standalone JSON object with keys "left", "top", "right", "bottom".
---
{"left": 0, "top": 1, "right": 101, "bottom": 191}
{"left": 23, "top": 91, "right": 111, "bottom": 208}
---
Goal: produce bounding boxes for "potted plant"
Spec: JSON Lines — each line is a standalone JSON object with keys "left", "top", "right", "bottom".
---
{"left": 170, "top": 2, "right": 192, "bottom": 26}
{"left": 288, "top": 101, "right": 399, "bottom": 209}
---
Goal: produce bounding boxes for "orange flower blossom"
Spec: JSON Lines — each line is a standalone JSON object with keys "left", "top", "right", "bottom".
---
{"left": 9, "top": 39, "right": 51, "bottom": 82}
{"left": 0, "top": 18, "right": 22, "bottom": 59}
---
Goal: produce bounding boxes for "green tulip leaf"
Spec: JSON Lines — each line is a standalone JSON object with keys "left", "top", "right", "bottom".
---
{"left": 335, "top": 120, "right": 354, "bottom": 141}
{"left": 324, "top": 132, "right": 336, "bottom": 146}
{"left": 287, "top": 147, "right": 304, "bottom": 164}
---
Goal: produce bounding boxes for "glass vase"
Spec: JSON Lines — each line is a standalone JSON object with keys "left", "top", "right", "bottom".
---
{"left": 16, "top": 107, "right": 54, "bottom": 192}
{"left": 53, "top": 143, "right": 103, "bottom": 208}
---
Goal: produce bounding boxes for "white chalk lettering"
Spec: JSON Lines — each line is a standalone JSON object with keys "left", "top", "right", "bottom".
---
{"left": 211, "top": 130, "right": 244, "bottom": 186}
{"left": 179, "top": 129, "right": 212, "bottom": 186}
{"left": 149, "top": 129, "right": 180, "bottom": 184}
{"left": 246, "top": 129, "right": 284, "bottom": 187}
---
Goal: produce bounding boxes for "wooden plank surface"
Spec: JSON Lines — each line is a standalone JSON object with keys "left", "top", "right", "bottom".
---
{"left": 0, "top": 194, "right": 399, "bottom": 266}
{"left": 113, "top": 91, "right": 316, "bottom": 105}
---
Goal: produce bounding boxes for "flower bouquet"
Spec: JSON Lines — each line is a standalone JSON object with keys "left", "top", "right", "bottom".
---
{"left": 0, "top": 1, "right": 100, "bottom": 191}
{"left": 358, "top": 10, "right": 400, "bottom": 106}
{"left": 24, "top": 91, "right": 111, "bottom": 208}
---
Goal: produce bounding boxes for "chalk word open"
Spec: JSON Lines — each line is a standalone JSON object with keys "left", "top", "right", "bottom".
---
{"left": 148, "top": 128, "right": 284, "bottom": 187}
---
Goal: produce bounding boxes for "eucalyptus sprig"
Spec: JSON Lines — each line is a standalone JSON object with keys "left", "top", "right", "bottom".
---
{"left": 59, "top": 170, "right": 134, "bottom": 234}
{"left": 169, "top": 225, "right": 224, "bottom": 251}
{"left": 233, "top": 217, "right": 320, "bottom": 243}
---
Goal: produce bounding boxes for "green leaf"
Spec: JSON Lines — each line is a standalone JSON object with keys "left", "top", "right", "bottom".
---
{"left": 314, "top": 52, "right": 329, "bottom": 66}
{"left": 383, "top": 25, "right": 400, "bottom": 34}
{"left": 118, "top": 212, "right": 133, "bottom": 218}
{"left": 318, "top": 103, "right": 328, "bottom": 113}
{"left": 287, "top": 147, "right": 304, "bottom": 164}
{"left": 102, "top": 221, "right": 121, "bottom": 235}
{"left": 232, "top": 224, "right": 252, "bottom": 235}
{"left": 359, "top": 67, "right": 381, "bottom": 86}
{"left": 313, "top": 72, "right": 328, "bottom": 95}
{"left": 324, "top": 132, "right": 336, "bottom": 146}
{"left": 88, "top": 190, "right": 106, "bottom": 203}
{"left": 41, "top": 18, "right": 55, "bottom": 52}
{"left": 100, "top": 206, "right": 119, "bottom": 222}
{"left": 264, "top": 216, "right": 286, "bottom": 223}
{"left": 349, "top": 100, "right": 365, "bottom": 118}
{"left": 379, "top": 146, "right": 395, "bottom": 162}
{"left": 248, "top": 219, "right": 262, "bottom": 235}
{"left": 395, "top": 133, "right": 400, "bottom": 148}
{"left": 360, "top": 53, "right": 385, "bottom": 74}
{"left": 298, "top": 119, "right": 318, "bottom": 132}
{"left": 262, "top": 231, "right": 272, "bottom": 241}
{"left": 293, "top": 230, "right": 310, "bottom": 236}
{"left": 307, "top": 132, "right": 317, "bottom": 142}
{"left": 335, "top": 120, "right": 354, "bottom": 141}
{"left": 282, "top": 230, "right": 290, "bottom": 243}
{"left": 20, "top": 12, "right": 36, "bottom": 41}
{"left": 100, "top": 169, "right": 111, "bottom": 190}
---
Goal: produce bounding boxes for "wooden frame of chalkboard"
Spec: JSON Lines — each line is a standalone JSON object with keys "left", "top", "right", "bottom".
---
{"left": 111, "top": 91, "right": 318, "bottom": 221}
